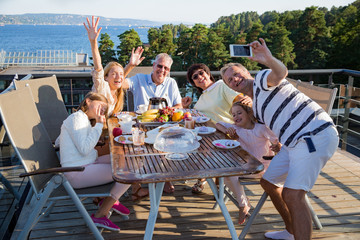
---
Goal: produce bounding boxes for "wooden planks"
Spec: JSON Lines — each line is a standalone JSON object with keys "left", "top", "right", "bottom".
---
{"left": 9, "top": 147, "right": 359, "bottom": 240}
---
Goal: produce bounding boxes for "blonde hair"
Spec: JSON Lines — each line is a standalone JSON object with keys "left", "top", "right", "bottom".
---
{"left": 103, "top": 61, "right": 125, "bottom": 113}
{"left": 230, "top": 101, "right": 257, "bottom": 124}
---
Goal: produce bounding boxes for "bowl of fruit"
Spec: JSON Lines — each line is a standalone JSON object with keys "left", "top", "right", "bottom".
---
{"left": 137, "top": 107, "right": 188, "bottom": 125}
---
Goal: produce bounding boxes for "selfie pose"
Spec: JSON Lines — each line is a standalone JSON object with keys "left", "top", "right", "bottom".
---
{"left": 221, "top": 38, "right": 339, "bottom": 240}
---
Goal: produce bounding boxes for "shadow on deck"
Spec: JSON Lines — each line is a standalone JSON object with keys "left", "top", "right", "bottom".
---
{"left": 2, "top": 148, "right": 360, "bottom": 240}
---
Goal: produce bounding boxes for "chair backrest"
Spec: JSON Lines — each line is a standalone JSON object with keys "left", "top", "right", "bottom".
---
{"left": 14, "top": 75, "right": 68, "bottom": 142}
{"left": 296, "top": 82, "right": 338, "bottom": 114}
{"left": 0, "top": 87, "right": 60, "bottom": 194}
{"left": 286, "top": 77, "right": 300, "bottom": 88}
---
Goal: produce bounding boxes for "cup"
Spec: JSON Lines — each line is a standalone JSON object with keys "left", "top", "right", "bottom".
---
{"left": 119, "top": 114, "right": 132, "bottom": 134}
{"left": 132, "top": 128, "right": 145, "bottom": 152}
{"left": 185, "top": 118, "right": 195, "bottom": 129}
{"left": 118, "top": 114, "right": 132, "bottom": 122}
{"left": 137, "top": 104, "right": 148, "bottom": 113}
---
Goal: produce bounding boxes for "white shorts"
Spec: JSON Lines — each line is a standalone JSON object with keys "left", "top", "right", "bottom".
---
{"left": 263, "top": 126, "right": 339, "bottom": 191}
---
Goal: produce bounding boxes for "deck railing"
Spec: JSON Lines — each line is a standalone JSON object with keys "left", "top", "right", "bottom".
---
{"left": 0, "top": 50, "right": 88, "bottom": 67}
{"left": 0, "top": 68, "right": 359, "bottom": 155}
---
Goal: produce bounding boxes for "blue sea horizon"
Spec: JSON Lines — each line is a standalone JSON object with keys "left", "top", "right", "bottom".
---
{"left": 0, "top": 25, "right": 149, "bottom": 56}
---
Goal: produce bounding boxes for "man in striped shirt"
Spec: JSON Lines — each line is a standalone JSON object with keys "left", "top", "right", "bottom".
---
{"left": 221, "top": 38, "right": 338, "bottom": 240}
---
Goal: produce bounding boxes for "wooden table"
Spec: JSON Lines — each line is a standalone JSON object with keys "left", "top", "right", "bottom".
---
{"left": 108, "top": 116, "right": 263, "bottom": 240}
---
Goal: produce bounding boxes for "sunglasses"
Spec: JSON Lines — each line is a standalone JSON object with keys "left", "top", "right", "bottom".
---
{"left": 156, "top": 64, "right": 170, "bottom": 71}
{"left": 192, "top": 70, "right": 205, "bottom": 80}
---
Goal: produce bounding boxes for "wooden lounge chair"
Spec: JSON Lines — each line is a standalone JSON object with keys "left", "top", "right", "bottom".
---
{"left": 0, "top": 87, "right": 113, "bottom": 240}
{"left": 14, "top": 75, "right": 68, "bottom": 143}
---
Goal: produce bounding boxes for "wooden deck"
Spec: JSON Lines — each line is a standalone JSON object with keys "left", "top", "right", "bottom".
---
{"left": 7, "top": 148, "right": 360, "bottom": 239}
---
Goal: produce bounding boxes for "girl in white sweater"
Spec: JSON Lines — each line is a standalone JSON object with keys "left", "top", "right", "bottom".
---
{"left": 59, "top": 92, "right": 130, "bottom": 231}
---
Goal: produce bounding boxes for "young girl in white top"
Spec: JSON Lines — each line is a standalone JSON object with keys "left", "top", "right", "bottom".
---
{"left": 216, "top": 101, "right": 281, "bottom": 225}
{"left": 59, "top": 92, "right": 130, "bottom": 231}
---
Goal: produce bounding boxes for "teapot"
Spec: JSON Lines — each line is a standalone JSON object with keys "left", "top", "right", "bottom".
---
{"left": 148, "top": 97, "right": 168, "bottom": 110}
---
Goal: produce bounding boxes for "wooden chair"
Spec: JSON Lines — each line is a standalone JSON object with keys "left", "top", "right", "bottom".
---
{"left": 296, "top": 81, "right": 337, "bottom": 115}
{"left": 216, "top": 82, "right": 338, "bottom": 239}
{"left": 0, "top": 87, "right": 114, "bottom": 240}
{"left": 14, "top": 75, "right": 68, "bottom": 143}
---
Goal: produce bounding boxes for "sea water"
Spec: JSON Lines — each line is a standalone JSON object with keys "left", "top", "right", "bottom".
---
{"left": 0, "top": 25, "right": 149, "bottom": 55}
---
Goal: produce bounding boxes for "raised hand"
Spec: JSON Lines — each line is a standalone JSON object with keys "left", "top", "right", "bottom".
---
{"left": 248, "top": 38, "right": 273, "bottom": 65}
{"left": 129, "top": 47, "right": 145, "bottom": 67}
{"left": 270, "top": 141, "right": 282, "bottom": 153}
{"left": 181, "top": 96, "right": 192, "bottom": 108}
{"left": 83, "top": 16, "right": 102, "bottom": 42}
{"left": 226, "top": 127, "right": 238, "bottom": 139}
{"left": 95, "top": 103, "right": 106, "bottom": 124}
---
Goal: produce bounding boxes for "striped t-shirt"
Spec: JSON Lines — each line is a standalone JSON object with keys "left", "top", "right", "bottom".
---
{"left": 252, "top": 70, "right": 334, "bottom": 147}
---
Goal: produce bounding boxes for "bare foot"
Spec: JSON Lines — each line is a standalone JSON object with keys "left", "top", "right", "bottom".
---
{"left": 163, "top": 181, "right": 175, "bottom": 193}
{"left": 238, "top": 204, "right": 251, "bottom": 225}
{"left": 132, "top": 184, "right": 149, "bottom": 201}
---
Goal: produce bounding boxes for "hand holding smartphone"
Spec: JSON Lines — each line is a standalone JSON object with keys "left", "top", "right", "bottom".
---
{"left": 229, "top": 44, "right": 252, "bottom": 57}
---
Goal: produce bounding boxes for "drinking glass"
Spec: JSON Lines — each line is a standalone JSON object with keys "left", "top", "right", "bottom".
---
{"left": 185, "top": 118, "right": 195, "bottom": 129}
{"left": 132, "top": 128, "right": 145, "bottom": 152}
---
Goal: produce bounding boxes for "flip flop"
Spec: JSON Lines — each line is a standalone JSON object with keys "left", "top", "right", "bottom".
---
{"left": 192, "top": 179, "right": 206, "bottom": 193}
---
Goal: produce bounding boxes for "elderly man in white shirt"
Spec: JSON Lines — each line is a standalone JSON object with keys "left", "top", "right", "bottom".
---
{"left": 123, "top": 52, "right": 181, "bottom": 194}
{"left": 123, "top": 53, "right": 182, "bottom": 111}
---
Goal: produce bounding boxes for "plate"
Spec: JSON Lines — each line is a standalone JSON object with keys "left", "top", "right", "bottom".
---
{"left": 135, "top": 110, "right": 147, "bottom": 115}
{"left": 194, "top": 116, "right": 210, "bottom": 123}
{"left": 114, "top": 135, "right": 133, "bottom": 144}
{"left": 195, "top": 126, "right": 216, "bottom": 135}
{"left": 118, "top": 112, "right": 136, "bottom": 117}
{"left": 212, "top": 139, "right": 240, "bottom": 149}
{"left": 138, "top": 120, "right": 183, "bottom": 126}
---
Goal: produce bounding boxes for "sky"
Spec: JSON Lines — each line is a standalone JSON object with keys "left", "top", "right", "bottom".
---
{"left": 0, "top": 0, "right": 356, "bottom": 24}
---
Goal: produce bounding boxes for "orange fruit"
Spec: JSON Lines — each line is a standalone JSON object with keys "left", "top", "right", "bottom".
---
{"left": 172, "top": 112, "right": 183, "bottom": 121}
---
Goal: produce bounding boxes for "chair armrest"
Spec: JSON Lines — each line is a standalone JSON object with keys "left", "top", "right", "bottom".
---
{"left": 19, "top": 166, "right": 85, "bottom": 178}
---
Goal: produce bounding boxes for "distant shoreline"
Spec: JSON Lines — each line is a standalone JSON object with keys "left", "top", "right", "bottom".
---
{"left": 0, "top": 13, "right": 195, "bottom": 26}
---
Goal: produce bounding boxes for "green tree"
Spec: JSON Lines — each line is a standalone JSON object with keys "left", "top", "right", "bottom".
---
{"left": 246, "top": 20, "right": 263, "bottom": 43}
{"left": 329, "top": 5, "right": 360, "bottom": 69}
{"left": 260, "top": 11, "right": 280, "bottom": 26}
{"left": 191, "top": 24, "right": 209, "bottom": 61}
{"left": 117, "top": 29, "right": 142, "bottom": 66}
{"left": 201, "top": 29, "right": 229, "bottom": 69}
{"left": 176, "top": 27, "right": 193, "bottom": 70}
{"left": 97, "top": 33, "right": 116, "bottom": 66}
{"left": 292, "top": 7, "right": 331, "bottom": 69}
{"left": 261, "top": 21, "right": 296, "bottom": 68}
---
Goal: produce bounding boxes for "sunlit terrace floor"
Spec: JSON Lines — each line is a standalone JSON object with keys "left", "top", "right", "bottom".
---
{"left": 4, "top": 148, "right": 360, "bottom": 239}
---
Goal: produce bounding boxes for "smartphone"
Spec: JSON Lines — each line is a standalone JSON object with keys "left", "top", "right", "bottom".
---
{"left": 229, "top": 44, "right": 252, "bottom": 57}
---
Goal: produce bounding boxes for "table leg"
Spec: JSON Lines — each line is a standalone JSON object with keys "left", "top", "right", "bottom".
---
{"left": 207, "top": 178, "right": 238, "bottom": 240}
{"left": 144, "top": 182, "right": 165, "bottom": 240}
